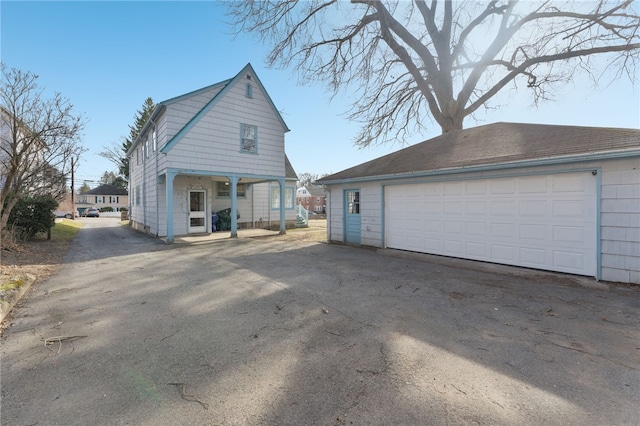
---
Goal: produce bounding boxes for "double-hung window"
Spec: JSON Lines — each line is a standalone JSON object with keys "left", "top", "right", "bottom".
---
{"left": 240, "top": 124, "right": 257, "bottom": 154}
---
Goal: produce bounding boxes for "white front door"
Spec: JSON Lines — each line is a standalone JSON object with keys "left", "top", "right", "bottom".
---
{"left": 188, "top": 190, "right": 206, "bottom": 233}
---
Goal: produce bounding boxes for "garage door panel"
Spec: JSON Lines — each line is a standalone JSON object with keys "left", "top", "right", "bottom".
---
{"left": 425, "top": 220, "right": 441, "bottom": 232}
{"left": 553, "top": 200, "right": 588, "bottom": 217}
{"left": 444, "top": 221, "right": 464, "bottom": 234}
{"left": 553, "top": 225, "right": 587, "bottom": 244}
{"left": 466, "top": 181, "right": 487, "bottom": 195}
{"left": 552, "top": 174, "right": 586, "bottom": 192}
{"left": 490, "top": 179, "right": 515, "bottom": 194}
{"left": 444, "top": 182, "right": 464, "bottom": 195}
{"left": 466, "top": 201, "right": 487, "bottom": 215}
{"left": 385, "top": 171, "right": 597, "bottom": 276}
{"left": 424, "top": 238, "right": 443, "bottom": 251}
{"left": 491, "top": 201, "right": 516, "bottom": 216}
{"left": 466, "top": 242, "right": 487, "bottom": 257}
{"left": 553, "top": 251, "right": 586, "bottom": 272}
{"left": 466, "top": 222, "right": 487, "bottom": 235}
{"left": 520, "top": 247, "right": 547, "bottom": 266}
{"left": 444, "top": 240, "right": 464, "bottom": 255}
{"left": 445, "top": 201, "right": 464, "bottom": 215}
{"left": 520, "top": 224, "right": 548, "bottom": 241}
{"left": 491, "top": 223, "right": 516, "bottom": 238}
{"left": 519, "top": 175, "right": 548, "bottom": 193}
{"left": 491, "top": 244, "right": 516, "bottom": 261}
{"left": 520, "top": 200, "right": 548, "bottom": 216}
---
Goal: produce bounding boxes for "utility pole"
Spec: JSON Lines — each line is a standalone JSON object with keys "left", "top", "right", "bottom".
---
{"left": 71, "top": 157, "right": 75, "bottom": 220}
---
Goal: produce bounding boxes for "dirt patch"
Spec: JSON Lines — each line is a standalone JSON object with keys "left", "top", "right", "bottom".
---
{"left": 1, "top": 237, "right": 70, "bottom": 282}
{"left": 275, "top": 220, "right": 327, "bottom": 243}
{"left": 1, "top": 235, "right": 72, "bottom": 328}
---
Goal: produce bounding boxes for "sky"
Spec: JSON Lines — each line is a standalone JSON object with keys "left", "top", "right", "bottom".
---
{"left": 2, "top": 1, "right": 639, "bottom": 188}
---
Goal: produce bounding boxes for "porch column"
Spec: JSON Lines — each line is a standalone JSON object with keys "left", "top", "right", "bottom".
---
{"left": 229, "top": 176, "right": 239, "bottom": 238}
{"left": 166, "top": 171, "right": 176, "bottom": 243}
{"left": 279, "top": 178, "right": 286, "bottom": 235}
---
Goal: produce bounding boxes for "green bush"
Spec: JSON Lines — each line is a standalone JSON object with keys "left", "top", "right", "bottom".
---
{"left": 100, "top": 206, "right": 114, "bottom": 212}
{"left": 7, "top": 194, "right": 58, "bottom": 240}
{"left": 119, "top": 207, "right": 128, "bottom": 212}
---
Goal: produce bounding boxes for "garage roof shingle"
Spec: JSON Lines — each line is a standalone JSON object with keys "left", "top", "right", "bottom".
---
{"left": 318, "top": 122, "right": 640, "bottom": 182}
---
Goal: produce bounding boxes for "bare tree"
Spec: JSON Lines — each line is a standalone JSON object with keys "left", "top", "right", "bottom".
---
{"left": 1, "top": 64, "right": 85, "bottom": 231}
{"left": 297, "top": 172, "right": 329, "bottom": 188}
{"left": 228, "top": 1, "right": 640, "bottom": 146}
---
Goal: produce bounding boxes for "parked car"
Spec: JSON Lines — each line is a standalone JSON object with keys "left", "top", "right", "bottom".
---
{"left": 53, "top": 210, "right": 74, "bottom": 219}
{"left": 84, "top": 208, "right": 100, "bottom": 218}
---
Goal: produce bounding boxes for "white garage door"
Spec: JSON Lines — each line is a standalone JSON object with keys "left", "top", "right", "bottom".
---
{"left": 385, "top": 172, "right": 597, "bottom": 276}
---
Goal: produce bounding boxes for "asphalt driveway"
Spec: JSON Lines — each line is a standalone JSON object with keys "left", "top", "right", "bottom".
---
{"left": 1, "top": 218, "right": 639, "bottom": 425}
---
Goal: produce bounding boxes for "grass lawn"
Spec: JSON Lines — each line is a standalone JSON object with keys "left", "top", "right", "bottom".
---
{"left": 50, "top": 219, "right": 83, "bottom": 241}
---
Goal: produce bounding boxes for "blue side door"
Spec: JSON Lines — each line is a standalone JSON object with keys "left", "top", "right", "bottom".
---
{"left": 345, "top": 189, "right": 361, "bottom": 244}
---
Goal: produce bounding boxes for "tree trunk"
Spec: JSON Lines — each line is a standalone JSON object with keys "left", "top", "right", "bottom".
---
{"left": 439, "top": 113, "right": 464, "bottom": 134}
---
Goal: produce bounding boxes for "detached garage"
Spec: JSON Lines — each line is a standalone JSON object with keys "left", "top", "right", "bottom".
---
{"left": 317, "top": 123, "right": 640, "bottom": 284}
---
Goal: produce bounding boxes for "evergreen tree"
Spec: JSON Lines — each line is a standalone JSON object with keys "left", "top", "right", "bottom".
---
{"left": 99, "top": 97, "right": 155, "bottom": 181}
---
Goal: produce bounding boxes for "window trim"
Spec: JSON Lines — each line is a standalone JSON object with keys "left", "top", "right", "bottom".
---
{"left": 216, "top": 182, "right": 247, "bottom": 198}
{"left": 270, "top": 185, "right": 295, "bottom": 210}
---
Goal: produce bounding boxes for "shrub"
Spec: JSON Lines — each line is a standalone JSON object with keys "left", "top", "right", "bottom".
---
{"left": 119, "top": 207, "right": 128, "bottom": 212}
{"left": 100, "top": 206, "right": 114, "bottom": 212}
{"left": 7, "top": 194, "right": 58, "bottom": 240}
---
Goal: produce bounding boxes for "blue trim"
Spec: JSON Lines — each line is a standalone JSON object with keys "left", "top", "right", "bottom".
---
{"left": 320, "top": 150, "right": 640, "bottom": 185}
{"left": 166, "top": 171, "right": 176, "bottom": 243}
{"left": 344, "top": 188, "right": 361, "bottom": 245}
{"left": 381, "top": 166, "right": 601, "bottom": 188}
{"left": 164, "top": 167, "right": 286, "bottom": 182}
{"left": 161, "top": 63, "right": 289, "bottom": 154}
{"left": 230, "top": 176, "right": 238, "bottom": 238}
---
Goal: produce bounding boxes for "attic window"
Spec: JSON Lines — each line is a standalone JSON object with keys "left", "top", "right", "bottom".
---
{"left": 246, "top": 83, "right": 252, "bottom": 98}
{"left": 246, "top": 75, "right": 251, "bottom": 80}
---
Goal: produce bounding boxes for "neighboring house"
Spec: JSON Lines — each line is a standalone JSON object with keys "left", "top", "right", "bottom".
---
{"left": 77, "top": 184, "right": 129, "bottom": 214}
{"left": 317, "top": 122, "right": 640, "bottom": 284}
{"left": 127, "top": 64, "right": 298, "bottom": 242}
{"left": 296, "top": 185, "right": 326, "bottom": 213}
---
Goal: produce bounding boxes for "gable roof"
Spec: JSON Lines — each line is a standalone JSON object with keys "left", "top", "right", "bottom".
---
{"left": 160, "top": 63, "right": 290, "bottom": 154}
{"left": 318, "top": 122, "right": 640, "bottom": 183}
{"left": 285, "top": 154, "right": 298, "bottom": 180}
{"left": 299, "top": 185, "right": 325, "bottom": 197}
{"left": 84, "top": 184, "right": 128, "bottom": 196}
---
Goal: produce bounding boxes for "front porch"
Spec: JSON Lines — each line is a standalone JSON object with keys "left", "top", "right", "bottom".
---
{"left": 162, "top": 227, "right": 281, "bottom": 244}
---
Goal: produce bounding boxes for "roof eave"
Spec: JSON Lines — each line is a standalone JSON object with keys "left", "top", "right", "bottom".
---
{"left": 319, "top": 148, "right": 640, "bottom": 185}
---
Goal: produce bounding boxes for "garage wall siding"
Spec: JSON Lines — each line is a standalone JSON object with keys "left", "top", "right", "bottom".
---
{"left": 600, "top": 158, "right": 640, "bottom": 284}
{"left": 360, "top": 184, "right": 383, "bottom": 246}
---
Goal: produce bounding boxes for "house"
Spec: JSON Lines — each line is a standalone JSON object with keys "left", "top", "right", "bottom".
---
{"left": 127, "top": 64, "right": 298, "bottom": 242}
{"left": 317, "top": 122, "right": 640, "bottom": 284}
{"left": 77, "top": 184, "right": 128, "bottom": 214}
{"left": 296, "top": 184, "right": 326, "bottom": 214}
